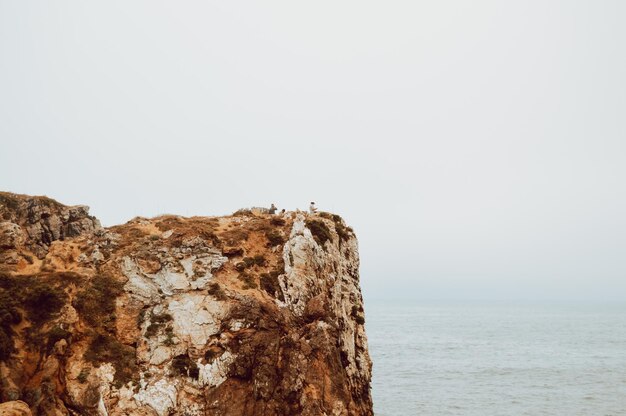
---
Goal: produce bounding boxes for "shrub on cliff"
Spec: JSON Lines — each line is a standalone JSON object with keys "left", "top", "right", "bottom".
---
{"left": 237, "top": 255, "right": 267, "bottom": 271}
{"left": 0, "top": 273, "right": 74, "bottom": 359}
{"left": 172, "top": 354, "right": 199, "bottom": 379}
{"left": 145, "top": 312, "right": 173, "bottom": 338}
{"left": 74, "top": 274, "right": 124, "bottom": 327}
{"left": 0, "top": 329, "right": 13, "bottom": 361}
{"left": 85, "top": 334, "right": 138, "bottom": 388}
{"left": 260, "top": 260, "right": 285, "bottom": 301}
{"left": 270, "top": 217, "right": 286, "bottom": 226}
{"left": 305, "top": 219, "right": 332, "bottom": 247}
{"left": 208, "top": 282, "right": 227, "bottom": 300}
{"left": 265, "top": 230, "right": 284, "bottom": 247}
{"left": 332, "top": 217, "right": 353, "bottom": 245}
{"left": 319, "top": 212, "right": 353, "bottom": 245}
{"left": 351, "top": 305, "right": 365, "bottom": 325}
{"left": 24, "top": 284, "right": 66, "bottom": 326}
{"left": 238, "top": 271, "right": 257, "bottom": 289}
{"left": 260, "top": 272, "right": 284, "bottom": 301}
{"left": 204, "top": 347, "right": 225, "bottom": 363}
{"left": 245, "top": 255, "right": 266, "bottom": 267}
{"left": 0, "top": 292, "right": 20, "bottom": 360}
{"left": 243, "top": 257, "right": 256, "bottom": 268}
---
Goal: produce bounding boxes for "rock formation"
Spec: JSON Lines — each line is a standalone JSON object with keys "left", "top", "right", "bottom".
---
{"left": 0, "top": 192, "right": 372, "bottom": 415}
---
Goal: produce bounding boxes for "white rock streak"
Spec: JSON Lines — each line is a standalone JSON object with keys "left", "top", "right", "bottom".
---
{"left": 167, "top": 294, "right": 224, "bottom": 347}
{"left": 121, "top": 249, "right": 227, "bottom": 300}
{"left": 133, "top": 379, "right": 177, "bottom": 416}
{"left": 279, "top": 214, "right": 372, "bottom": 391}
{"left": 198, "top": 351, "right": 235, "bottom": 387}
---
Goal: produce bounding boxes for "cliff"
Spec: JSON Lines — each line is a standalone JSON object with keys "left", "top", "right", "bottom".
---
{"left": 0, "top": 192, "right": 372, "bottom": 416}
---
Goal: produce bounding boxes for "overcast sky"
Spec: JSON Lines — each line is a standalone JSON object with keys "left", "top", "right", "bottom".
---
{"left": 1, "top": 1, "right": 625, "bottom": 302}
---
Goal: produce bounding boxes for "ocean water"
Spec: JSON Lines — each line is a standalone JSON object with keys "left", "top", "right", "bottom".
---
{"left": 366, "top": 301, "right": 626, "bottom": 415}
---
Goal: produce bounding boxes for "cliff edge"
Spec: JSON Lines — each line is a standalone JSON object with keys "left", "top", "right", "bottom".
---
{"left": 0, "top": 192, "right": 372, "bottom": 416}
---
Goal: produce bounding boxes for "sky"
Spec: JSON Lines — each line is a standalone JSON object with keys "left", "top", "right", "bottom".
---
{"left": 1, "top": 1, "right": 625, "bottom": 302}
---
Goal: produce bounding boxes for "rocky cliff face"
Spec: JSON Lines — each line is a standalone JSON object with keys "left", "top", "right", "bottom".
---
{"left": 0, "top": 192, "right": 372, "bottom": 416}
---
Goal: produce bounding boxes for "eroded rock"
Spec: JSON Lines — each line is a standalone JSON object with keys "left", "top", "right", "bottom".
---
{"left": 0, "top": 400, "right": 32, "bottom": 416}
{"left": 0, "top": 194, "right": 372, "bottom": 415}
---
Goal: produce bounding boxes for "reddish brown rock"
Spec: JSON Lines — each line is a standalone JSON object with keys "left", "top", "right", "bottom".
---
{"left": 0, "top": 193, "right": 372, "bottom": 415}
{"left": 0, "top": 401, "right": 32, "bottom": 416}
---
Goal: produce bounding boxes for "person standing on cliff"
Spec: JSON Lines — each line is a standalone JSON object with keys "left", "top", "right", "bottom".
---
{"left": 269, "top": 203, "right": 277, "bottom": 215}
{"left": 309, "top": 202, "right": 318, "bottom": 214}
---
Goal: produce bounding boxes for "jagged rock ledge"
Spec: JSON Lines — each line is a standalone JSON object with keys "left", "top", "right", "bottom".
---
{"left": 0, "top": 192, "right": 372, "bottom": 416}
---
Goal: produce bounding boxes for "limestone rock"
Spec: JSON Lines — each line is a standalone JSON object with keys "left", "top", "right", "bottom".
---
{"left": 0, "top": 194, "right": 372, "bottom": 415}
{"left": 0, "top": 222, "right": 23, "bottom": 249}
{"left": 0, "top": 192, "right": 101, "bottom": 258}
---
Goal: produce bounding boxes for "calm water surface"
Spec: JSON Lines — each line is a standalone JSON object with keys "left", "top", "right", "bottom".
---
{"left": 366, "top": 301, "right": 626, "bottom": 415}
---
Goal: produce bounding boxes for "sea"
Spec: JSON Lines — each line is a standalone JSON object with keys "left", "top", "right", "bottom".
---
{"left": 366, "top": 301, "right": 626, "bottom": 416}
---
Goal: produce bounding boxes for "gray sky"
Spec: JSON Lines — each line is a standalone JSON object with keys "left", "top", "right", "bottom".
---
{"left": 1, "top": 1, "right": 625, "bottom": 302}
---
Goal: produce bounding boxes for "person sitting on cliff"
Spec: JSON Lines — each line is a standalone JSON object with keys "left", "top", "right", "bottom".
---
{"left": 269, "top": 203, "right": 277, "bottom": 215}
{"left": 309, "top": 202, "right": 318, "bottom": 214}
